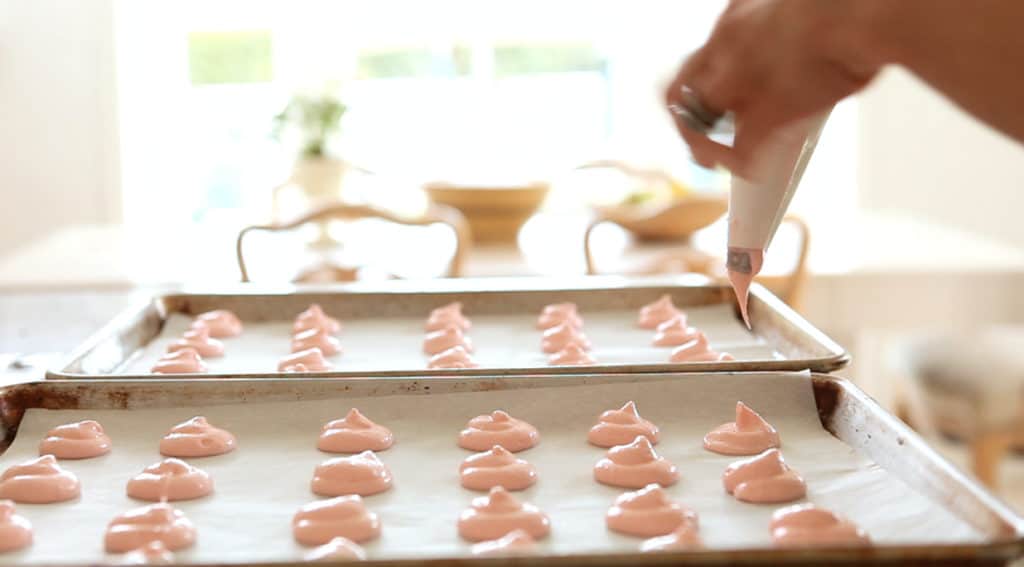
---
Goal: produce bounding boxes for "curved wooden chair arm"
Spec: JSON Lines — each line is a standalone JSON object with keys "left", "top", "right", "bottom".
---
{"left": 583, "top": 215, "right": 606, "bottom": 276}
{"left": 771, "top": 214, "right": 811, "bottom": 307}
{"left": 236, "top": 203, "right": 472, "bottom": 282}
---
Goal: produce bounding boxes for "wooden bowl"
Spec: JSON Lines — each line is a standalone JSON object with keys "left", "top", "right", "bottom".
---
{"left": 594, "top": 194, "right": 728, "bottom": 241}
{"left": 424, "top": 181, "right": 550, "bottom": 243}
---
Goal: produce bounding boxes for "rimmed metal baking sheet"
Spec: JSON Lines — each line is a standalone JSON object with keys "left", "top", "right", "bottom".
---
{"left": 52, "top": 276, "right": 848, "bottom": 380}
{"left": 0, "top": 372, "right": 1019, "bottom": 565}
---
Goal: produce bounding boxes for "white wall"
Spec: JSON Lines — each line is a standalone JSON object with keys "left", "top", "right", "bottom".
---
{"left": 0, "top": 0, "right": 121, "bottom": 256}
{"left": 858, "top": 68, "right": 1024, "bottom": 248}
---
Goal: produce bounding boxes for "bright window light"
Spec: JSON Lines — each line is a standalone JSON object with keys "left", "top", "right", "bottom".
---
{"left": 114, "top": 0, "right": 854, "bottom": 242}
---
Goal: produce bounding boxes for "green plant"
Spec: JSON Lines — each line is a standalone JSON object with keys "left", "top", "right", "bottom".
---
{"left": 271, "top": 94, "right": 346, "bottom": 158}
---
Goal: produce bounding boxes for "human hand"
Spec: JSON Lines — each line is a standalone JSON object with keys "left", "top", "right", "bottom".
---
{"left": 665, "top": 0, "right": 882, "bottom": 177}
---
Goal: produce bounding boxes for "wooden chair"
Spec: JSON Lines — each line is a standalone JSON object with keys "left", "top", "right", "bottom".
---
{"left": 903, "top": 331, "right": 1024, "bottom": 488}
{"left": 236, "top": 203, "right": 471, "bottom": 283}
{"left": 584, "top": 214, "right": 811, "bottom": 309}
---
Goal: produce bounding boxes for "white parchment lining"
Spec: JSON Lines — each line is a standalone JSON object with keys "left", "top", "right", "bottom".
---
{"left": 1, "top": 373, "right": 980, "bottom": 564}
{"left": 120, "top": 305, "right": 780, "bottom": 375}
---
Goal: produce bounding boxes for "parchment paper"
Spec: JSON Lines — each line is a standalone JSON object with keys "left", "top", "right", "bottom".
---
{"left": 1, "top": 373, "right": 980, "bottom": 564}
{"left": 120, "top": 305, "right": 780, "bottom": 375}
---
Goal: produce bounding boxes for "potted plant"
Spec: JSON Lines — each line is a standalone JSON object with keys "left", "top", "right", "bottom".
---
{"left": 271, "top": 93, "right": 348, "bottom": 208}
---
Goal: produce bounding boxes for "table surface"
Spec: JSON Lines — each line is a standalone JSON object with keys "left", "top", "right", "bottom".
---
{"left": 0, "top": 289, "right": 150, "bottom": 386}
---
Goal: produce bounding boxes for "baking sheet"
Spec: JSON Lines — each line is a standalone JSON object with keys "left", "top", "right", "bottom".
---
{"left": 0, "top": 373, "right": 980, "bottom": 564}
{"left": 120, "top": 304, "right": 780, "bottom": 375}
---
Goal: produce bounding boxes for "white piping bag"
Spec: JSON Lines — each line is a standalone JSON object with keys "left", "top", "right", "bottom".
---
{"left": 726, "top": 113, "right": 829, "bottom": 328}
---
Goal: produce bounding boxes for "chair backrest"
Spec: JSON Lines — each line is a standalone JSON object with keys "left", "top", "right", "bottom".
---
{"left": 750, "top": 215, "right": 811, "bottom": 308}
{"left": 236, "top": 202, "right": 471, "bottom": 282}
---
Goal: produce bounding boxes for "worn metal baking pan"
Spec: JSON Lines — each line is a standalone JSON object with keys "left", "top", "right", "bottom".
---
{"left": 0, "top": 373, "right": 1019, "bottom": 565}
{"left": 49, "top": 276, "right": 847, "bottom": 376}
{"left": 52, "top": 276, "right": 848, "bottom": 379}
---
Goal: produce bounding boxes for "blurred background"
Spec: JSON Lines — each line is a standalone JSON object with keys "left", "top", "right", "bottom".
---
{"left": 4, "top": 0, "right": 1024, "bottom": 504}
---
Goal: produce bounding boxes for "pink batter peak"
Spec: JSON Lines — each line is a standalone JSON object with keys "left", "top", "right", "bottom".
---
{"left": 459, "top": 445, "right": 538, "bottom": 491}
{"left": 159, "top": 416, "right": 237, "bottom": 458}
{"left": 292, "top": 327, "right": 342, "bottom": 356}
{"left": 119, "top": 541, "right": 174, "bottom": 564}
{"left": 304, "top": 536, "right": 367, "bottom": 561}
{"left": 722, "top": 448, "right": 806, "bottom": 503}
{"left": 104, "top": 503, "right": 196, "bottom": 553}
{"left": 770, "top": 504, "right": 871, "bottom": 547}
{"left": 284, "top": 363, "right": 310, "bottom": 373}
{"left": 703, "top": 402, "right": 781, "bottom": 456}
{"left": 293, "top": 495, "right": 381, "bottom": 545}
{"left": 190, "top": 309, "right": 243, "bottom": 338}
{"left": 425, "top": 302, "right": 471, "bottom": 332}
{"left": 312, "top": 450, "right": 393, "bottom": 497}
{"left": 428, "top": 345, "right": 479, "bottom": 369}
{"left": 294, "top": 304, "right": 342, "bottom": 335}
{"left": 458, "top": 410, "right": 540, "bottom": 452}
{"left": 548, "top": 343, "right": 596, "bottom": 366}
{"left": 594, "top": 436, "right": 679, "bottom": 489}
{"left": 423, "top": 326, "right": 474, "bottom": 355}
{"left": 38, "top": 419, "right": 112, "bottom": 459}
{"left": 669, "top": 332, "right": 734, "bottom": 363}
{"left": 541, "top": 321, "right": 591, "bottom": 354}
{"left": 319, "top": 409, "right": 395, "bottom": 453}
{"left": 588, "top": 401, "right": 660, "bottom": 447}
{"left": 278, "top": 347, "right": 332, "bottom": 372}
{"left": 471, "top": 528, "right": 537, "bottom": 556}
{"left": 640, "top": 522, "right": 703, "bottom": 552}
{"left": 606, "top": 483, "right": 698, "bottom": 538}
{"left": 727, "top": 247, "right": 763, "bottom": 329}
{"left": 652, "top": 317, "right": 700, "bottom": 347}
{"left": 637, "top": 295, "right": 682, "bottom": 329}
{"left": 167, "top": 327, "right": 225, "bottom": 358}
{"left": 458, "top": 486, "right": 550, "bottom": 542}
{"left": 0, "top": 455, "right": 81, "bottom": 504}
{"left": 151, "top": 348, "right": 207, "bottom": 374}
{"left": 536, "top": 302, "right": 584, "bottom": 330}
{"left": 0, "top": 500, "right": 32, "bottom": 552}
{"left": 127, "top": 458, "right": 213, "bottom": 502}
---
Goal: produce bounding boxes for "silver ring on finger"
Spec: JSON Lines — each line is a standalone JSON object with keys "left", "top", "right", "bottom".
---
{"left": 668, "top": 86, "right": 724, "bottom": 134}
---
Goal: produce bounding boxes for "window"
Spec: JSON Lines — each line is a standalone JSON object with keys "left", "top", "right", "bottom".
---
{"left": 115, "top": 0, "right": 853, "bottom": 241}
